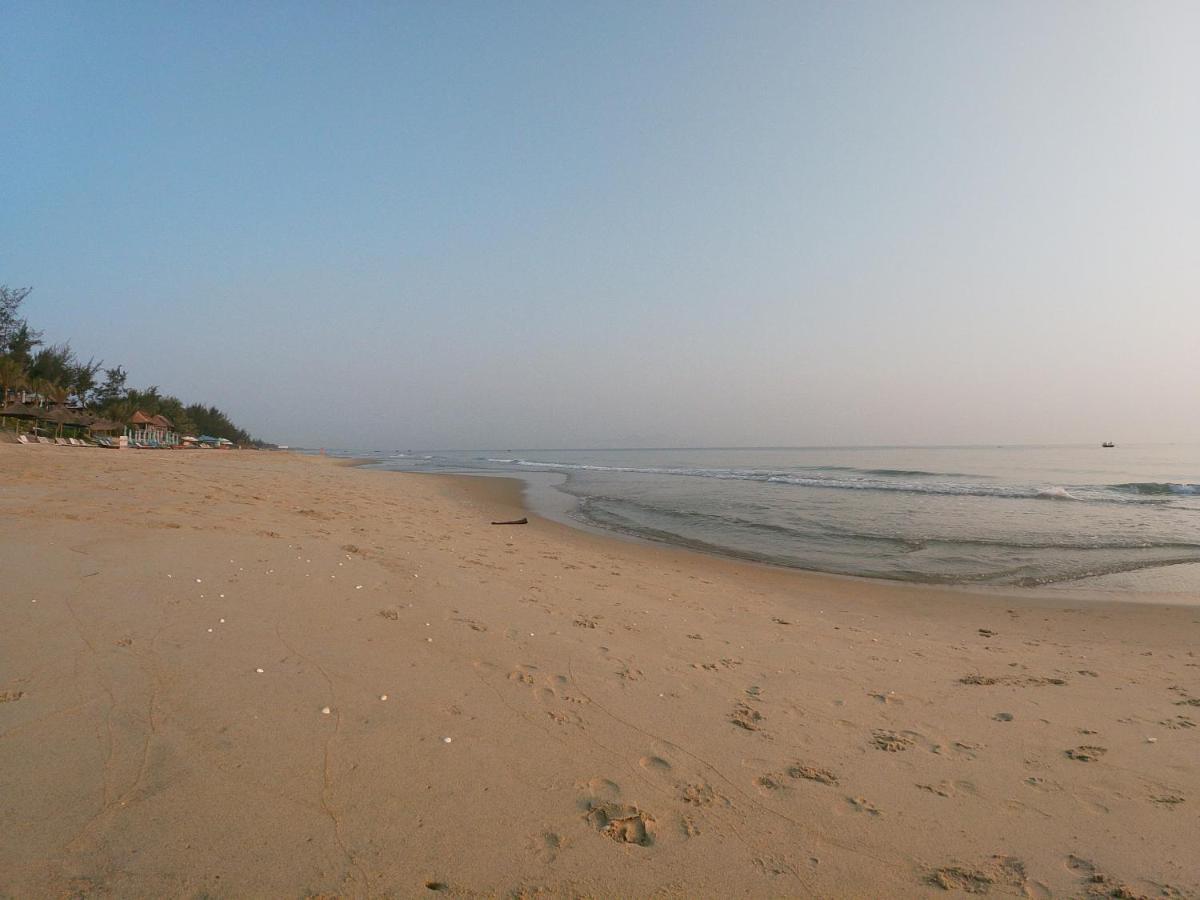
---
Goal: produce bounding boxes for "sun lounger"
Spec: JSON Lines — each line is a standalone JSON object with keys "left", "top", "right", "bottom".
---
{"left": 55, "top": 438, "right": 69, "bottom": 446}
{"left": 17, "top": 434, "right": 30, "bottom": 444}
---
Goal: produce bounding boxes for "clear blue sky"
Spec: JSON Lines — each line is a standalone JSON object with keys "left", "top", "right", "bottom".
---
{"left": 4, "top": 1, "right": 1197, "bottom": 448}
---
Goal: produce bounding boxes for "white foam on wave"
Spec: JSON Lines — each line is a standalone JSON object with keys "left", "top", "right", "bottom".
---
{"left": 1036, "top": 486, "right": 1081, "bottom": 501}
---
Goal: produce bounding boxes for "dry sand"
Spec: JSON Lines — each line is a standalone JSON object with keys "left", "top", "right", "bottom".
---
{"left": 1, "top": 444, "right": 1197, "bottom": 898}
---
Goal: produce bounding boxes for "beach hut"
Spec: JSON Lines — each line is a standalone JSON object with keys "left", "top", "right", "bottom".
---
{"left": 0, "top": 402, "right": 40, "bottom": 437}
{"left": 128, "top": 411, "right": 178, "bottom": 447}
{"left": 38, "top": 406, "right": 78, "bottom": 440}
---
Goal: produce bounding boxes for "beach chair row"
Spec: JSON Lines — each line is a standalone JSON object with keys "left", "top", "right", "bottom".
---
{"left": 16, "top": 435, "right": 97, "bottom": 447}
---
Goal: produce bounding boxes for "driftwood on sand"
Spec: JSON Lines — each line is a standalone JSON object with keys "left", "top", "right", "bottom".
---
{"left": 490, "top": 517, "right": 528, "bottom": 525}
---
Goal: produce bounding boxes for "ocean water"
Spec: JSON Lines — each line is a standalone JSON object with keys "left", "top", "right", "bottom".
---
{"left": 333, "top": 445, "right": 1200, "bottom": 592}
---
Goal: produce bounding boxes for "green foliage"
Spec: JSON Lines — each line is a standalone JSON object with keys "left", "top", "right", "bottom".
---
{"left": 0, "top": 286, "right": 42, "bottom": 365}
{"left": 1, "top": 282, "right": 268, "bottom": 445}
{"left": 28, "top": 344, "right": 76, "bottom": 387}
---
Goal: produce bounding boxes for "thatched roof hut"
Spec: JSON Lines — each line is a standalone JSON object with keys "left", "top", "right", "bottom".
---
{"left": 0, "top": 403, "right": 40, "bottom": 419}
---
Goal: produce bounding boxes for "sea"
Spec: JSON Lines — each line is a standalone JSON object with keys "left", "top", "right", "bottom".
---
{"left": 322, "top": 445, "right": 1200, "bottom": 595}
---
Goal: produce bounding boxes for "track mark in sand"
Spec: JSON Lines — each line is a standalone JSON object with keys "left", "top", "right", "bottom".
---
{"left": 846, "top": 796, "right": 881, "bottom": 816}
{"left": 528, "top": 830, "right": 567, "bottom": 864}
{"left": 681, "top": 782, "right": 729, "bottom": 807}
{"left": 786, "top": 764, "right": 838, "bottom": 785}
{"left": 695, "top": 657, "right": 743, "bottom": 671}
{"left": 638, "top": 755, "right": 671, "bottom": 773}
{"left": 574, "top": 615, "right": 600, "bottom": 629}
{"left": 578, "top": 776, "right": 621, "bottom": 800}
{"left": 752, "top": 855, "right": 800, "bottom": 879}
{"left": 273, "top": 622, "right": 368, "bottom": 891}
{"left": 928, "top": 855, "right": 1028, "bottom": 893}
{"left": 1065, "top": 745, "right": 1107, "bottom": 762}
{"left": 1160, "top": 715, "right": 1195, "bottom": 729}
{"left": 584, "top": 801, "right": 656, "bottom": 846}
{"left": 754, "top": 773, "right": 787, "bottom": 794}
{"left": 1150, "top": 794, "right": 1185, "bottom": 807}
{"left": 730, "top": 701, "right": 765, "bottom": 732}
{"left": 564, "top": 658, "right": 900, "bottom": 870}
{"left": 917, "top": 780, "right": 978, "bottom": 799}
{"left": 872, "top": 729, "right": 914, "bottom": 752}
{"left": 545, "top": 709, "right": 582, "bottom": 726}
{"left": 959, "top": 673, "right": 1067, "bottom": 687}
{"left": 1066, "top": 856, "right": 1167, "bottom": 899}
{"left": 452, "top": 617, "right": 487, "bottom": 632}
{"left": 0, "top": 690, "right": 24, "bottom": 703}
{"left": 378, "top": 608, "right": 400, "bottom": 620}
{"left": 507, "top": 665, "right": 538, "bottom": 685}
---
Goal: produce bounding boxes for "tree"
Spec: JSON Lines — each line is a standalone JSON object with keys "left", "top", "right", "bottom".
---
{"left": 93, "top": 365, "right": 128, "bottom": 407}
{"left": 5, "top": 322, "right": 42, "bottom": 367}
{"left": 0, "top": 285, "right": 33, "bottom": 351}
{"left": 69, "top": 357, "right": 102, "bottom": 407}
{"left": 0, "top": 356, "right": 26, "bottom": 406}
{"left": 29, "top": 343, "right": 77, "bottom": 388}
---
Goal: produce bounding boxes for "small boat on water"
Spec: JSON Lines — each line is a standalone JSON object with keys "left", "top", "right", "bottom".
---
{"left": 1101, "top": 441, "right": 1115, "bottom": 448}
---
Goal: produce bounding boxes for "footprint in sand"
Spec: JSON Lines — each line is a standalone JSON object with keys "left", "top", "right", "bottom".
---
{"left": 754, "top": 773, "right": 788, "bottom": 794}
{"left": 917, "top": 780, "right": 978, "bottom": 799}
{"left": 1161, "top": 715, "right": 1195, "bottom": 729}
{"left": 583, "top": 801, "right": 656, "bottom": 846}
{"left": 507, "top": 664, "right": 538, "bottom": 685}
{"left": 681, "top": 782, "right": 729, "bottom": 808}
{"left": 928, "top": 855, "right": 1030, "bottom": 894}
{"left": 527, "top": 830, "right": 567, "bottom": 864}
{"left": 846, "top": 796, "right": 882, "bottom": 816}
{"left": 1065, "top": 745, "right": 1107, "bottom": 762}
{"left": 871, "top": 729, "right": 915, "bottom": 752}
{"left": 0, "top": 690, "right": 24, "bottom": 703}
{"left": 786, "top": 764, "right": 838, "bottom": 786}
{"left": 730, "top": 701, "right": 765, "bottom": 732}
{"left": 638, "top": 755, "right": 672, "bottom": 774}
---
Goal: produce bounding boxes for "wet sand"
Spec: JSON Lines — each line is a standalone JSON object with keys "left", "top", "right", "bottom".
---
{"left": 1, "top": 444, "right": 1197, "bottom": 898}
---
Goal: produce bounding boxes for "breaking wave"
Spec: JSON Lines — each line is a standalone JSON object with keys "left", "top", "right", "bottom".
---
{"left": 485, "top": 458, "right": 1194, "bottom": 505}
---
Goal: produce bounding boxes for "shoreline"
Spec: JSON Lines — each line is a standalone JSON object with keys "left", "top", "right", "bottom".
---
{"left": 2, "top": 444, "right": 1197, "bottom": 898}
{"left": 416, "top": 467, "right": 1200, "bottom": 610}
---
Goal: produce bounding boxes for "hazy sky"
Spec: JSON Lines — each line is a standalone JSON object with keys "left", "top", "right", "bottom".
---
{"left": 4, "top": 2, "right": 1198, "bottom": 449}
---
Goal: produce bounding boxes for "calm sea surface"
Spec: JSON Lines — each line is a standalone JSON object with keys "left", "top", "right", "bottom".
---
{"left": 327, "top": 445, "right": 1200, "bottom": 592}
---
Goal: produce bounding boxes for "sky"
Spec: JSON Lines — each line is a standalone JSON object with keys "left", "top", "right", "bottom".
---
{"left": 3, "top": 1, "right": 1198, "bottom": 449}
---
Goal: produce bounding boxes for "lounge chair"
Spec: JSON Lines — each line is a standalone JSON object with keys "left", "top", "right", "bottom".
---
{"left": 17, "top": 434, "right": 30, "bottom": 444}
{"left": 55, "top": 437, "right": 69, "bottom": 446}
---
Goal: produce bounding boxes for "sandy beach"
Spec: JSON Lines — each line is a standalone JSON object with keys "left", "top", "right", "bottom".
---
{"left": 1, "top": 445, "right": 1197, "bottom": 899}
